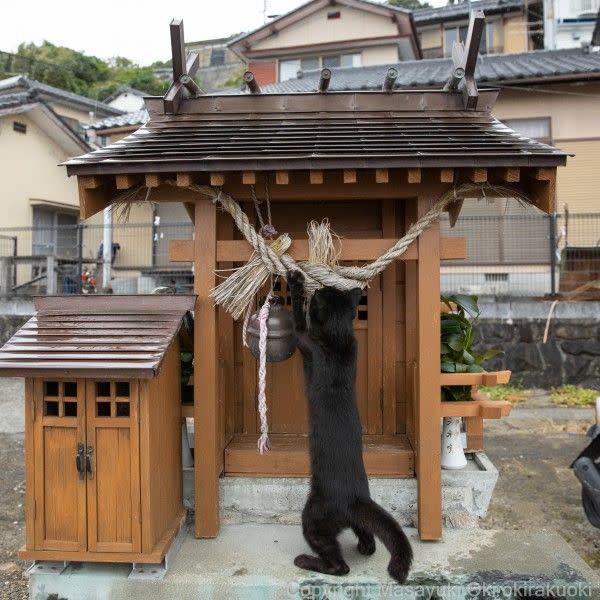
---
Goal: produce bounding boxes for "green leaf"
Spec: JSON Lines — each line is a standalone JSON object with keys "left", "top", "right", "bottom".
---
{"left": 451, "top": 294, "right": 480, "bottom": 318}
{"left": 444, "top": 333, "right": 465, "bottom": 352}
{"left": 462, "top": 350, "right": 475, "bottom": 364}
{"left": 440, "top": 343, "right": 452, "bottom": 355}
{"left": 441, "top": 362, "right": 456, "bottom": 373}
{"left": 467, "top": 364, "right": 484, "bottom": 372}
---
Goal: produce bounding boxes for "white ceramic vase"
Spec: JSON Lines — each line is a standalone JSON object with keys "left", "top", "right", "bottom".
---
{"left": 441, "top": 416, "right": 467, "bottom": 470}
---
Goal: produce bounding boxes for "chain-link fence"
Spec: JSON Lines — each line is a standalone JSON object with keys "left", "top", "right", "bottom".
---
{"left": 0, "top": 221, "right": 193, "bottom": 297}
{"left": 0, "top": 212, "right": 598, "bottom": 298}
{"left": 440, "top": 212, "right": 600, "bottom": 297}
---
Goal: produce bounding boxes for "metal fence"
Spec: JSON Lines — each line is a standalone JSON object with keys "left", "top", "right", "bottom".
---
{"left": 440, "top": 212, "right": 600, "bottom": 297}
{"left": 0, "top": 212, "right": 598, "bottom": 298}
{"left": 0, "top": 221, "right": 193, "bottom": 296}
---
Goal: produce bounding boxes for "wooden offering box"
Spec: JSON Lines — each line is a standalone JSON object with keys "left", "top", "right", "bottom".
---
{"left": 0, "top": 295, "right": 195, "bottom": 564}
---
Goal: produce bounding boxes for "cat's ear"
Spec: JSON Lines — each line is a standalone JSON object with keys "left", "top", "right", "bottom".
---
{"left": 350, "top": 288, "right": 362, "bottom": 309}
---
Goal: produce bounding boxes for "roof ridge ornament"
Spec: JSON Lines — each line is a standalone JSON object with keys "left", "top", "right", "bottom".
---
{"left": 163, "top": 19, "right": 203, "bottom": 114}
{"left": 442, "top": 10, "right": 485, "bottom": 110}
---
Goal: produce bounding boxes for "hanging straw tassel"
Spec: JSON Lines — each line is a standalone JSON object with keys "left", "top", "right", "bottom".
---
{"left": 212, "top": 234, "right": 291, "bottom": 320}
{"left": 256, "top": 291, "right": 273, "bottom": 454}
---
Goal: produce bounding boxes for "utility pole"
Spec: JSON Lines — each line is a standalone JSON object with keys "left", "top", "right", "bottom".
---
{"left": 102, "top": 206, "right": 112, "bottom": 290}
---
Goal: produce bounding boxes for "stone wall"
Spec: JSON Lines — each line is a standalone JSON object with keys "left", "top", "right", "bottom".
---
{"left": 0, "top": 299, "right": 597, "bottom": 389}
{"left": 475, "top": 300, "right": 600, "bottom": 389}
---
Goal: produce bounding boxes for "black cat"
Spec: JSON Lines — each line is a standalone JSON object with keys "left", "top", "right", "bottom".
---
{"left": 287, "top": 270, "right": 413, "bottom": 583}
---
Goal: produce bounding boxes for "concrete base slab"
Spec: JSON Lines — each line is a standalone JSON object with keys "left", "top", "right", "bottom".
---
{"left": 184, "top": 453, "right": 498, "bottom": 528}
{"left": 28, "top": 524, "right": 599, "bottom": 600}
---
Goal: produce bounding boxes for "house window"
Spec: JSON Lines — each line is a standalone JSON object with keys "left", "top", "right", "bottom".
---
{"left": 210, "top": 47, "right": 226, "bottom": 66}
{"left": 32, "top": 207, "right": 79, "bottom": 259}
{"left": 13, "top": 121, "right": 27, "bottom": 134}
{"left": 323, "top": 55, "right": 341, "bottom": 68}
{"left": 278, "top": 53, "right": 362, "bottom": 81}
{"left": 443, "top": 22, "right": 488, "bottom": 57}
{"left": 279, "top": 58, "right": 302, "bottom": 81}
{"left": 327, "top": 10, "right": 341, "bottom": 19}
{"left": 503, "top": 118, "right": 552, "bottom": 144}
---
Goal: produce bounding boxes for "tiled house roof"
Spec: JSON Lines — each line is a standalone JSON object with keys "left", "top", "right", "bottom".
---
{"left": 259, "top": 47, "right": 600, "bottom": 93}
{"left": 0, "top": 75, "right": 124, "bottom": 117}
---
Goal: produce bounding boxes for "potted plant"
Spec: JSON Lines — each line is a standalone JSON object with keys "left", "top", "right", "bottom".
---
{"left": 440, "top": 294, "right": 500, "bottom": 469}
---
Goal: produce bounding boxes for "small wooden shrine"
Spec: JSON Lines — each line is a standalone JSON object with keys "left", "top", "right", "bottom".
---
{"left": 0, "top": 295, "right": 195, "bottom": 564}
{"left": 61, "top": 15, "right": 567, "bottom": 542}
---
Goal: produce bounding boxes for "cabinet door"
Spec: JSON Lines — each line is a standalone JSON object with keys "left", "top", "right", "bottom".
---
{"left": 85, "top": 380, "right": 141, "bottom": 553}
{"left": 33, "top": 380, "right": 87, "bottom": 551}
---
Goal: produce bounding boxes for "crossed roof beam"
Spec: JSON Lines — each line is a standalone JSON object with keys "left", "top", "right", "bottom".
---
{"left": 163, "top": 10, "right": 485, "bottom": 113}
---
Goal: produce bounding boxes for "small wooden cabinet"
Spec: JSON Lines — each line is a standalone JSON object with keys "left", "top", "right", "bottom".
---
{"left": 30, "top": 379, "right": 142, "bottom": 556}
{"left": 0, "top": 295, "right": 195, "bottom": 564}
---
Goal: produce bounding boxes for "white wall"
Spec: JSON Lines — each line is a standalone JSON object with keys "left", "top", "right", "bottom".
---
{"left": 107, "top": 93, "right": 145, "bottom": 112}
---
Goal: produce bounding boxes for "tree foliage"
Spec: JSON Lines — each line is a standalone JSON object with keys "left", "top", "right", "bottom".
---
{"left": 0, "top": 42, "right": 168, "bottom": 101}
{"left": 387, "top": 0, "right": 433, "bottom": 10}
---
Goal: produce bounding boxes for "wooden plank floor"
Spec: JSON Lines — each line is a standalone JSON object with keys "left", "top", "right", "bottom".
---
{"left": 224, "top": 434, "right": 414, "bottom": 478}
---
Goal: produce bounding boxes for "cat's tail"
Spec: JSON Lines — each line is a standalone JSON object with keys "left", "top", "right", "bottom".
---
{"left": 350, "top": 499, "right": 413, "bottom": 584}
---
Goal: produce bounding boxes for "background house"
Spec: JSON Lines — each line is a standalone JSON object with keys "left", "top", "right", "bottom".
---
{"left": 183, "top": 35, "right": 244, "bottom": 91}
{"left": 544, "top": 0, "right": 600, "bottom": 48}
{"left": 228, "top": 0, "right": 421, "bottom": 85}
{"left": 102, "top": 85, "right": 146, "bottom": 112}
{"left": 259, "top": 44, "right": 600, "bottom": 295}
{"left": 0, "top": 75, "right": 122, "bottom": 136}
{"left": 414, "top": 0, "right": 544, "bottom": 57}
{"left": 0, "top": 77, "right": 123, "bottom": 292}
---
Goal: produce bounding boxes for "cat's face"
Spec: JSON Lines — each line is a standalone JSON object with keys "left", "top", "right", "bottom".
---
{"left": 309, "top": 287, "right": 362, "bottom": 328}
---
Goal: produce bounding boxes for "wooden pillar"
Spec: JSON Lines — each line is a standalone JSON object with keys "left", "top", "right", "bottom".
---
{"left": 381, "top": 200, "right": 397, "bottom": 434}
{"left": 194, "top": 198, "right": 220, "bottom": 538}
{"left": 416, "top": 195, "right": 442, "bottom": 541}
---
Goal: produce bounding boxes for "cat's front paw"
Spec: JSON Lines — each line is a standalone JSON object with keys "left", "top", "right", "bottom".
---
{"left": 287, "top": 270, "right": 305, "bottom": 288}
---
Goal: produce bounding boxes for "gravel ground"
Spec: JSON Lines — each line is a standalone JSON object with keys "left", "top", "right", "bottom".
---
{"left": 0, "top": 380, "right": 597, "bottom": 598}
{"left": 0, "top": 431, "right": 27, "bottom": 599}
{"left": 482, "top": 406, "right": 600, "bottom": 570}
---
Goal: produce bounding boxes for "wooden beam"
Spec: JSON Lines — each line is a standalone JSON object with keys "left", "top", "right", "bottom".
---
{"left": 526, "top": 169, "right": 556, "bottom": 213}
{"left": 78, "top": 177, "right": 111, "bottom": 219}
{"left": 210, "top": 172, "right": 225, "bottom": 187}
{"left": 416, "top": 195, "right": 442, "bottom": 541}
{"left": 224, "top": 434, "right": 413, "bottom": 477}
{"left": 310, "top": 170, "right": 324, "bottom": 184}
{"left": 169, "top": 236, "right": 467, "bottom": 264}
{"left": 499, "top": 167, "right": 520, "bottom": 183}
{"left": 440, "top": 370, "right": 511, "bottom": 386}
{"left": 440, "top": 168, "right": 454, "bottom": 183}
{"left": 531, "top": 167, "right": 553, "bottom": 181}
{"left": 79, "top": 176, "right": 102, "bottom": 189}
{"left": 242, "top": 171, "right": 256, "bottom": 185}
{"left": 176, "top": 172, "right": 194, "bottom": 187}
{"left": 170, "top": 19, "right": 187, "bottom": 83}
{"left": 275, "top": 171, "right": 289, "bottom": 185}
{"left": 441, "top": 398, "right": 512, "bottom": 418}
{"left": 343, "top": 169, "right": 357, "bottom": 184}
{"left": 184, "top": 203, "right": 195, "bottom": 224}
{"left": 115, "top": 174, "right": 142, "bottom": 190}
{"left": 461, "top": 10, "right": 485, "bottom": 110}
{"left": 375, "top": 169, "right": 389, "bottom": 184}
{"left": 447, "top": 198, "right": 464, "bottom": 228}
{"left": 145, "top": 174, "right": 162, "bottom": 188}
{"left": 407, "top": 168, "right": 421, "bottom": 184}
{"left": 194, "top": 198, "right": 219, "bottom": 538}
{"left": 467, "top": 168, "right": 487, "bottom": 183}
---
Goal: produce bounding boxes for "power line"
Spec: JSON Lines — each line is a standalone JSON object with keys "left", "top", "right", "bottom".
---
{"left": 494, "top": 81, "right": 600, "bottom": 99}
{"left": 0, "top": 49, "right": 76, "bottom": 75}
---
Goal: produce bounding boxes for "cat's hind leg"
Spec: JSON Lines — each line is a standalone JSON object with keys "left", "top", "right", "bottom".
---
{"left": 351, "top": 525, "right": 376, "bottom": 556}
{"left": 295, "top": 498, "right": 349, "bottom": 576}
